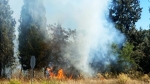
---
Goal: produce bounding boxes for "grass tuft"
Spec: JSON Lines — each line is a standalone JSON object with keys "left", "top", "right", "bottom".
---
{"left": 117, "top": 73, "right": 130, "bottom": 84}
{"left": 8, "top": 79, "right": 21, "bottom": 84}
{"left": 141, "top": 74, "right": 149, "bottom": 83}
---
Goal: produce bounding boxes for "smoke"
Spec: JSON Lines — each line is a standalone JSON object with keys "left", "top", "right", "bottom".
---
{"left": 9, "top": 0, "right": 23, "bottom": 69}
{"left": 9, "top": 0, "right": 125, "bottom": 77}
{"left": 44, "top": 0, "right": 125, "bottom": 77}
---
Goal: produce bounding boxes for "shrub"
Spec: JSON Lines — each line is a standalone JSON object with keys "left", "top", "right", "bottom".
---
{"left": 42, "top": 79, "right": 60, "bottom": 84}
{"left": 104, "top": 72, "right": 117, "bottom": 79}
{"left": 127, "top": 70, "right": 143, "bottom": 79}
{"left": 117, "top": 73, "right": 130, "bottom": 84}
{"left": 8, "top": 79, "right": 21, "bottom": 84}
{"left": 141, "top": 74, "right": 149, "bottom": 82}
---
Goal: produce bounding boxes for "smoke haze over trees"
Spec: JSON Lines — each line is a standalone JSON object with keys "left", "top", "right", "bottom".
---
{"left": 18, "top": 0, "right": 48, "bottom": 70}
{"left": 0, "top": 0, "right": 150, "bottom": 78}
{"left": 109, "top": 0, "right": 150, "bottom": 73}
{"left": 0, "top": 0, "right": 16, "bottom": 77}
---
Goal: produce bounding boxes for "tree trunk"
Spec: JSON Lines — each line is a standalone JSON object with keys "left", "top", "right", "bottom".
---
{"left": 0, "top": 62, "right": 2, "bottom": 77}
{"left": 0, "top": 62, "right": 5, "bottom": 78}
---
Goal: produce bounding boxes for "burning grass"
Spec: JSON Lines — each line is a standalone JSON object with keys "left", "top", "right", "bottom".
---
{"left": 46, "top": 68, "right": 72, "bottom": 80}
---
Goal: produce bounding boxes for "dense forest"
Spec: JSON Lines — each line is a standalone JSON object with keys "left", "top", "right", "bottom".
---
{"left": 0, "top": 0, "right": 150, "bottom": 78}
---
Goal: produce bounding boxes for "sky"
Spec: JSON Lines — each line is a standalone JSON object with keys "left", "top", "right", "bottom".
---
{"left": 136, "top": 0, "right": 150, "bottom": 29}
{"left": 9, "top": 0, "right": 150, "bottom": 30}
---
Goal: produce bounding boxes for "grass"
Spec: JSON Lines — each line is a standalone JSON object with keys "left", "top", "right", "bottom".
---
{"left": 141, "top": 74, "right": 149, "bottom": 82}
{"left": 117, "top": 73, "right": 130, "bottom": 84}
{"left": 0, "top": 77, "right": 148, "bottom": 84}
{"left": 0, "top": 72, "right": 149, "bottom": 84}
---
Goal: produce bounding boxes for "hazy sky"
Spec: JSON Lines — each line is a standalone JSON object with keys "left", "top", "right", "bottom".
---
{"left": 9, "top": 0, "right": 150, "bottom": 30}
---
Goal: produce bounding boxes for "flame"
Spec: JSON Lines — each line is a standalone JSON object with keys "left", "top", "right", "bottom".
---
{"left": 46, "top": 68, "right": 72, "bottom": 79}
{"left": 49, "top": 71, "right": 55, "bottom": 78}
{"left": 56, "top": 69, "right": 65, "bottom": 79}
{"left": 47, "top": 67, "right": 55, "bottom": 78}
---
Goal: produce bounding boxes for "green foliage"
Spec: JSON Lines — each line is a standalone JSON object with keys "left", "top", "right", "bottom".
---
{"left": 119, "top": 42, "right": 134, "bottom": 61}
{"left": 8, "top": 79, "right": 21, "bottom": 84}
{"left": 47, "top": 24, "right": 76, "bottom": 71}
{"left": 138, "top": 29, "right": 150, "bottom": 73}
{"left": 18, "top": 0, "right": 48, "bottom": 70}
{"left": 109, "top": 42, "right": 137, "bottom": 73}
{"left": 0, "top": 0, "right": 16, "bottom": 77}
{"left": 118, "top": 42, "right": 135, "bottom": 72}
{"left": 111, "top": 43, "right": 119, "bottom": 54}
{"left": 117, "top": 73, "right": 130, "bottom": 84}
{"left": 42, "top": 79, "right": 60, "bottom": 84}
{"left": 109, "top": 0, "right": 150, "bottom": 73}
{"left": 117, "top": 32, "right": 150, "bottom": 72}
{"left": 19, "top": 25, "right": 49, "bottom": 70}
{"left": 109, "top": 0, "right": 142, "bottom": 34}
{"left": 127, "top": 27, "right": 150, "bottom": 73}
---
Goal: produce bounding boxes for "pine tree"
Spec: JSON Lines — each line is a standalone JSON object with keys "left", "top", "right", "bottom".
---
{"left": 109, "top": 0, "right": 142, "bottom": 35}
{"left": 138, "top": 29, "right": 150, "bottom": 73}
{"left": 0, "top": 0, "right": 16, "bottom": 77}
{"left": 18, "top": 0, "right": 48, "bottom": 70}
{"left": 109, "top": 0, "right": 143, "bottom": 72}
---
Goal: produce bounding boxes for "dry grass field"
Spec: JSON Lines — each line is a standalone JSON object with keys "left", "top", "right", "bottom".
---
{"left": 0, "top": 78, "right": 148, "bottom": 84}
{"left": 0, "top": 72, "right": 150, "bottom": 84}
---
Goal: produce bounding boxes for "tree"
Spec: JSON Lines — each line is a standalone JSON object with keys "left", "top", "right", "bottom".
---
{"left": 47, "top": 24, "right": 77, "bottom": 76}
{"left": 125, "top": 27, "right": 150, "bottom": 73}
{"left": 18, "top": 0, "right": 48, "bottom": 70}
{"left": 108, "top": 42, "right": 138, "bottom": 73}
{"left": 138, "top": 29, "right": 150, "bottom": 73}
{"left": 117, "top": 42, "right": 136, "bottom": 72}
{"left": 109, "top": 0, "right": 142, "bottom": 35}
{"left": 139, "top": 1, "right": 150, "bottom": 73}
{"left": 109, "top": 0, "right": 145, "bottom": 72}
{"left": 47, "top": 24, "right": 76, "bottom": 65}
{"left": 0, "top": 0, "right": 16, "bottom": 77}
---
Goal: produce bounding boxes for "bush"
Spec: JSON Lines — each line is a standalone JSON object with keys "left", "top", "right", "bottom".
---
{"left": 141, "top": 74, "right": 149, "bottom": 82}
{"left": 104, "top": 72, "right": 117, "bottom": 79}
{"left": 127, "top": 70, "right": 143, "bottom": 79}
{"left": 42, "top": 79, "right": 60, "bottom": 84}
{"left": 117, "top": 73, "right": 130, "bottom": 84}
{"left": 8, "top": 79, "right": 21, "bottom": 84}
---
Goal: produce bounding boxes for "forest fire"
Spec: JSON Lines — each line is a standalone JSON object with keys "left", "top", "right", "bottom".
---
{"left": 46, "top": 68, "right": 72, "bottom": 79}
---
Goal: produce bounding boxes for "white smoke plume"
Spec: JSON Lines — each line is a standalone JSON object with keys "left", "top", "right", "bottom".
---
{"left": 9, "top": 0, "right": 125, "bottom": 77}
{"left": 44, "top": 0, "right": 125, "bottom": 77}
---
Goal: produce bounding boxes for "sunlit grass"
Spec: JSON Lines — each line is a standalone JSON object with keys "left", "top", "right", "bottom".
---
{"left": 0, "top": 78, "right": 147, "bottom": 84}
{"left": 0, "top": 72, "right": 149, "bottom": 84}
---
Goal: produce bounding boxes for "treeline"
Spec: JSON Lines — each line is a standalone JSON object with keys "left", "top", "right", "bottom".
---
{"left": 0, "top": 0, "right": 149, "bottom": 78}
{"left": 109, "top": 0, "right": 150, "bottom": 73}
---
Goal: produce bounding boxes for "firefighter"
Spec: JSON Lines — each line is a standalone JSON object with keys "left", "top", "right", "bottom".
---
{"left": 46, "top": 62, "right": 54, "bottom": 78}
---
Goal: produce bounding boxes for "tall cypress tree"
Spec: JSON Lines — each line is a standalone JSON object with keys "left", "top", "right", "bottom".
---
{"left": 0, "top": 0, "right": 16, "bottom": 77}
{"left": 18, "top": 0, "right": 48, "bottom": 70}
